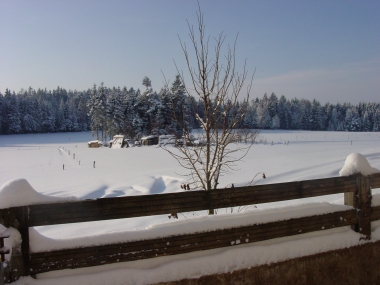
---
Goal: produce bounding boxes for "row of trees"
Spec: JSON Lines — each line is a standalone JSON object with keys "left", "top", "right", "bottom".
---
{"left": 243, "top": 93, "right": 380, "bottom": 132}
{"left": 1, "top": 83, "right": 379, "bottom": 136}
{"left": 0, "top": 87, "right": 90, "bottom": 135}
{"left": 87, "top": 75, "right": 194, "bottom": 141}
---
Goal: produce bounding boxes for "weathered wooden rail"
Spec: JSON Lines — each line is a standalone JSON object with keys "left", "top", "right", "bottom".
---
{"left": 1, "top": 173, "right": 380, "bottom": 280}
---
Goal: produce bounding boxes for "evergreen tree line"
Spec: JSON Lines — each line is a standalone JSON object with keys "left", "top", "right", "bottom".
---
{"left": 1, "top": 77, "right": 379, "bottom": 137}
{"left": 0, "top": 87, "right": 90, "bottom": 134}
{"left": 87, "top": 75, "right": 194, "bottom": 140}
{"left": 245, "top": 93, "right": 380, "bottom": 132}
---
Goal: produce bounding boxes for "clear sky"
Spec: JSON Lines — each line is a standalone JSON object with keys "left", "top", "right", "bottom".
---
{"left": 1, "top": 0, "right": 379, "bottom": 104}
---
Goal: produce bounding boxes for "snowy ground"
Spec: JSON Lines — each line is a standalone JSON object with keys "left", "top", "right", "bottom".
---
{"left": 1, "top": 130, "right": 380, "bottom": 285}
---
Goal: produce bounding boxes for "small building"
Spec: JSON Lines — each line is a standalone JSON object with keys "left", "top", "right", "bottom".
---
{"left": 110, "top": 135, "right": 125, "bottom": 149}
{"left": 159, "top": 135, "right": 176, "bottom": 146}
{"left": 88, "top": 140, "right": 103, "bottom": 148}
{"left": 141, "top": 135, "right": 159, "bottom": 146}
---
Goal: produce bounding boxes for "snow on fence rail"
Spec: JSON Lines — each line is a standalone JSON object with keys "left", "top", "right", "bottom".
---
{"left": 1, "top": 173, "right": 380, "bottom": 278}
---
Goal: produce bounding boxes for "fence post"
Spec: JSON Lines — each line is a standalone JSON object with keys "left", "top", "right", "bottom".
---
{"left": 356, "top": 176, "right": 372, "bottom": 240}
{"left": 0, "top": 227, "right": 10, "bottom": 285}
{"left": 17, "top": 206, "right": 30, "bottom": 277}
{"left": 0, "top": 207, "right": 30, "bottom": 281}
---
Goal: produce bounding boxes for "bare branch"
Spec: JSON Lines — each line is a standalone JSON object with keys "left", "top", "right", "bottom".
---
{"left": 163, "top": 5, "right": 259, "bottom": 214}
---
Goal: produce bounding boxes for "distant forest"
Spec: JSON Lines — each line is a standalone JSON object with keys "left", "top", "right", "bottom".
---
{"left": 1, "top": 75, "right": 380, "bottom": 138}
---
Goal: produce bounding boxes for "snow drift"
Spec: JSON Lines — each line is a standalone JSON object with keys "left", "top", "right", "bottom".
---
{"left": 339, "top": 153, "right": 380, "bottom": 177}
{"left": 0, "top": 179, "right": 77, "bottom": 209}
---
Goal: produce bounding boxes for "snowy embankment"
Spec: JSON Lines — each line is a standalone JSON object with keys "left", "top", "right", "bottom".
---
{"left": 1, "top": 131, "right": 380, "bottom": 285}
{"left": 0, "top": 179, "right": 77, "bottom": 209}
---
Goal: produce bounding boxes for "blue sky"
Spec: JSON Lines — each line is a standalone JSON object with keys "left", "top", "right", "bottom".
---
{"left": 1, "top": 0, "right": 379, "bottom": 104}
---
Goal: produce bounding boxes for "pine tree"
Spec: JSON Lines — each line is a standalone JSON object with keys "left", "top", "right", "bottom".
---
{"left": 289, "top": 98, "right": 302, "bottom": 129}
{"left": 106, "top": 87, "right": 126, "bottom": 138}
{"left": 40, "top": 102, "right": 56, "bottom": 132}
{"left": 97, "top": 83, "right": 108, "bottom": 140}
{"left": 268, "top": 92, "right": 278, "bottom": 118}
{"left": 256, "top": 103, "right": 271, "bottom": 129}
{"left": 309, "top": 99, "right": 321, "bottom": 130}
{"left": 300, "top": 99, "right": 311, "bottom": 130}
{"left": 277, "top": 95, "right": 288, "bottom": 129}
{"left": 142, "top": 76, "right": 152, "bottom": 89}
{"left": 373, "top": 109, "right": 380, "bottom": 132}
{"left": 87, "top": 83, "right": 107, "bottom": 140}
{"left": 75, "top": 91, "right": 90, "bottom": 131}
{"left": 123, "top": 87, "right": 138, "bottom": 138}
{"left": 7, "top": 92, "right": 22, "bottom": 134}
{"left": 242, "top": 99, "right": 258, "bottom": 129}
{"left": 58, "top": 100, "right": 73, "bottom": 132}
{"left": 271, "top": 114, "right": 280, "bottom": 129}
{"left": 362, "top": 110, "right": 371, "bottom": 132}
{"left": 344, "top": 107, "right": 361, "bottom": 131}
{"left": 156, "top": 87, "right": 173, "bottom": 134}
{"left": 170, "top": 74, "right": 189, "bottom": 136}
{"left": 133, "top": 88, "right": 149, "bottom": 137}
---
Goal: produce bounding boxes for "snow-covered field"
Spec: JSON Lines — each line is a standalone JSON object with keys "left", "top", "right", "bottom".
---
{"left": 1, "top": 130, "right": 380, "bottom": 285}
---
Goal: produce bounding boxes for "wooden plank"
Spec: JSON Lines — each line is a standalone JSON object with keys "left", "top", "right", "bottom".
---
{"left": 30, "top": 191, "right": 207, "bottom": 212}
{"left": 210, "top": 177, "right": 356, "bottom": 198}
{"left": 299, "top": 176, "right": 357, "bottom": 189}
{"left": 209, "top": 185, "right": 356, "bottom": 208}
{"left": 211, "top": 184, "right": 356, "bottom": 199}
{"left": 371, "top": 205, "right": 380, "bottom": 221}
{"left": 29, "top": 209, "right": 357, "bottom": 274}
{"left": 29, "top": 203, "right": 210, "bottom": 226}
{"left": 30, "top": 182, "right": 353, "bottom": 218}
{"left": 29, "top": 176, "right": 356, "bottom": 216}
{"left": 29, "top": 193, "right": 207, "bottom": 215}
{"left": 29, "top": 176, "right": 357, "bottom": 226}
{"left": 30, "top": 211, "right": 353, "bottom": 259}
{"left": 30, "top": 210, "right": 357, "bottom": 273}
{"left": 369, "top": 173, "right": 380, "bottom": 189}
{"left": 29, "top": 184, "right": 355, "bottom": 226}
{"left": 31, "top": 211, "right": 349, "bottom": 256}
{"left": 28, "top": 191, "right": 207, "bottom": 212}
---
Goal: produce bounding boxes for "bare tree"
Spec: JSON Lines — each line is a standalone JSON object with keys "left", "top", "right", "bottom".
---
{"left": 163, "top": 6, "right": 258, "bottom": 214}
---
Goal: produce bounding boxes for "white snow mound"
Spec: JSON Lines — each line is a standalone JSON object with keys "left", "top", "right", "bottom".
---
{"left": 339, "top": 153, "right": 380, "bottom": 177}
{"left": 0, "top": 179, "right": 78, "bottom": 209}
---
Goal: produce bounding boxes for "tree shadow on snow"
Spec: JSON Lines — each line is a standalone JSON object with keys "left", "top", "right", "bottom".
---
{"left": 150, "top": 177, "right": 166, "bottom": 194}
{"left": 81, "top": 185, "right": 108, "bottom": 199}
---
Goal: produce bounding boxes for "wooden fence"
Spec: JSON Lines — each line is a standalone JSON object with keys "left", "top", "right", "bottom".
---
{"left": 1, "top": 173, "right": 380, "bottom": 279}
